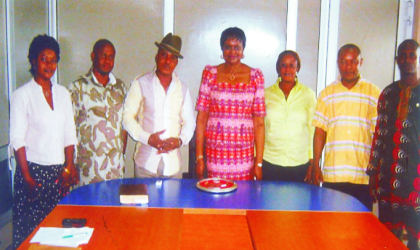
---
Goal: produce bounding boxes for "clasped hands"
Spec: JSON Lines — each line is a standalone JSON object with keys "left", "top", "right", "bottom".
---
{"left": 148, "top": 130, "right": 181, "bottom": 154}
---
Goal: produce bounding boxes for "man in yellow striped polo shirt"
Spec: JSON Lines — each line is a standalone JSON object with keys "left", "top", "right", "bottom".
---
{"left": 310, "top": 44, "right": 381, "bottom": 210}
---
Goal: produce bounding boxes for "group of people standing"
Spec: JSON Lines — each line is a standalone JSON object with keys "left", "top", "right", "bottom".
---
{"left": 9, "top": 27, "right": 420, "bottom": 249}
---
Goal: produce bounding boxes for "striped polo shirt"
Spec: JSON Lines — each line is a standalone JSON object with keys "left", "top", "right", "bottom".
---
{"left": 312, "top": 78, "right": 381, "bottom": 184}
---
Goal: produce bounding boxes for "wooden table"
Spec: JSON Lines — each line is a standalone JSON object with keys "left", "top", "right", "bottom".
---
{"left": 18, "top": 179, "right": 408, "bottom": 249}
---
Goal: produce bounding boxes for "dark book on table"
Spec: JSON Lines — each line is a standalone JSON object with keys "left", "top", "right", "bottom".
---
{"left": 119, "top": 184, "right": 149, "bottom": 204}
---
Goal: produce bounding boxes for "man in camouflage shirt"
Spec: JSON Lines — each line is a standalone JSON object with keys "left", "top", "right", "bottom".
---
{"left": 68, "top": 39, "right": 127, "bottom": 185}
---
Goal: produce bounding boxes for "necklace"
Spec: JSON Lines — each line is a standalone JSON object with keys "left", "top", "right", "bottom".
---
{"left": 43, "top": 87, "right": 51, "bottom": 97}
{"left": 225, "top": 64, "right": 241, "bottom": 81}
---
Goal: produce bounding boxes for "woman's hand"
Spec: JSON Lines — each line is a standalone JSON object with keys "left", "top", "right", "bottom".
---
{"left": 196, "top": 158, "right": 205, "bottom": 179}
{"left": 15, "top": 147, "right": 41, "bottom": 200}
{"left": 68, "top": 162, "right": 79, "bottom": 185}
{"left": 195, "top": 111, "right": 209, "bottom": 180}
{"left": 58, "top": 168, "right": 71, "bottom": 196}
{"left": 58, "top": 162, "right": 78, "bottom": 196}
{"left": 58, "top": 169, "right": 71, "bottom": 195}
{"left": 253, "top": 163, "right": 262, "bottom": 181}
{"left": 59, "top": 145, "right": 78, "bottom": 196}
{"left": 23, "top": 175, "right": 41, "bottom": 201}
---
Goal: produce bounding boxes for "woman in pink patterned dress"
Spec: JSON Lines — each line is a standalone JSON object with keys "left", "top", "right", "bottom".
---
{"left": 195, "top": 27, "right": 266, "bottom": 181}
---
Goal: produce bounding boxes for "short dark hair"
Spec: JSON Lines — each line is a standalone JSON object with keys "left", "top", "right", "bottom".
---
{"left": 397, "top": 39, "right": 420, "bottom": 55}
{"left": 220, "top": 27, "right": 246, "bottom": 50}
{"left": 92, "top": 39, "right": 115, "bottom": 54}
{"left": 337, "top": 44, "right": 361, "bottom": 59}
{"left": 276, "top": 50, "right": 301, "bottom": 75}
{"left": 28, "top": 34, "right": 60, "bottom": 77}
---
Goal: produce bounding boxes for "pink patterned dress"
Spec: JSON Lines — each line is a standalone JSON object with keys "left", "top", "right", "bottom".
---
{"left": 196, "top": 65, "right": 266, "bottom": 180}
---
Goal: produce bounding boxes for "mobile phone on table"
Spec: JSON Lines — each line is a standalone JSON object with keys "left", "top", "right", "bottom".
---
{"left": 62, "top": 218, "right": 87, "bottom": 228}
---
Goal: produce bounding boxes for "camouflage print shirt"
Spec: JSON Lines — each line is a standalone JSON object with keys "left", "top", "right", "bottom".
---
{"left": 68, "top": 69, "right": 127, "bottom": 185}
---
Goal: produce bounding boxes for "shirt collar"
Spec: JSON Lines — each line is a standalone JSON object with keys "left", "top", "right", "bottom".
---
{"left": 30, "top": 77, "right": 57, "bottom": 89}
{"left": 89, "top": 68, "right": 117, "bottom": 86}
{"left": 274, "top": 77, "right": 302, "bottom": 92}
{"left": 152, "top": 67, "right": 180, "bottom": 86}
{"left": 337, "top": 75, "right": 363, "bottom": 88}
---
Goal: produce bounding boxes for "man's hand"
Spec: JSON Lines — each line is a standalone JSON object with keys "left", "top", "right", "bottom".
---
{"left": 158, "top": 137, "right": 182, "bottom": 154}
{"left": 148, "top": 130, "right": 166, "bottom": 151}
{"left": 304, "top": 160, "right": 313, "bottom": 184}
{"left": 312, "top": 165, "right": 323, "bottom": 186}
{"left": 369, "top": 175, "right": 378, "bottom": 202}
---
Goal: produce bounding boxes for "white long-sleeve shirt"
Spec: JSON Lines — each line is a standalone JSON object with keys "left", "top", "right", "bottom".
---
{"left": 123, "top": 70, "right": 196, "bottom": 176}
{"left": 10, "top": 78, "right": 78, "bottom": 165}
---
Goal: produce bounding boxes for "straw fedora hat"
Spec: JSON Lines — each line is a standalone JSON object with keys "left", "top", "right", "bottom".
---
{"left": 155, "top": 33, "right": 183, "bottom": 59}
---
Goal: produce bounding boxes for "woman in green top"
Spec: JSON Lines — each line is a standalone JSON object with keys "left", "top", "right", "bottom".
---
{"left": 263, "top": 50, "right": 316, "bottom": 182}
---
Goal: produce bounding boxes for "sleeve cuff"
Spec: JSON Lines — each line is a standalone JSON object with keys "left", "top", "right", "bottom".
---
{"left": 11, "top": 141, "right": 26, "bottom": 152}
{"left": 138, "top": 130, "right": 152, "bottom": 145}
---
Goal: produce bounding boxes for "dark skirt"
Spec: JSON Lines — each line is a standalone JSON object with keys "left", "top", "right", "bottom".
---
{"left": 13, "top": 162, "right": 68, "bottom": 249}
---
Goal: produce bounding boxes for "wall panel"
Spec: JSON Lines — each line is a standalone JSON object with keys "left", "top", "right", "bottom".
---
{"left": 175, "top": 0, "right": 288, "bottom": 100}
{"left": 338, "top": 0, "right": 398, "bottom": 90}
{"left": 13, "top": 0, "right": 48, "bottom": 89}
{"left": 296, "top": 0, "right": 321, "bottom": 92}
{"left": 58, "top": 0, "right": 164, "bottom": 178}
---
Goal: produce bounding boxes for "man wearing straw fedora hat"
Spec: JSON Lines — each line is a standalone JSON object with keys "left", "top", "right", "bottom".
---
{"left": 123, "top": 33, "right": 195, "bottom": 178}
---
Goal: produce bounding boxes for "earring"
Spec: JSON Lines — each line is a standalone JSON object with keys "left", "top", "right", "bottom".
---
{"left": 220, "top": 55, "right": 224, "bottom": 59}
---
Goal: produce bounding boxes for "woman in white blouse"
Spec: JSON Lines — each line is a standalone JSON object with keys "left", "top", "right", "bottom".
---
{"left": 9, "top": 34, "right": 78, "bottom": 249}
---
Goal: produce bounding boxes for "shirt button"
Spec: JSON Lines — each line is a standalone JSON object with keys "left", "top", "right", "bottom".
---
{"left": 348, "top": 131, "right": 351, "bottom": 134}
{"left": 416, "top": 103, "right": 419, "bottom": 108}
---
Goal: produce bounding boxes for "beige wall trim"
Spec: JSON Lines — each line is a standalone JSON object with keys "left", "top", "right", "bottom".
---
{"left": 413, "top": 0, "right": 420, "bottom": 42}
{"left": 5, "top": 0, "right": 14, "bottom": 96}
{"left": 164, "top": 0, "right": 174, "bottom": 35}
{"left": 48, "top": 0, "right": 58, "bottom": 84}
{"left": 286, "top": 0, "right": 298, "bottom": 50}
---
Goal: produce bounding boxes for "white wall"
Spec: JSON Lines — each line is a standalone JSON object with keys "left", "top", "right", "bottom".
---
{"left": 58, "top": 0, "right": 164, "bottom": 178}
{"left": 338, "top": 0, "right": 398, "bottom": 90}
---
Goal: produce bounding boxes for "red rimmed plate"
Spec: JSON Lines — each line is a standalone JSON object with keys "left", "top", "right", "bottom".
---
{"left": 196, "top": 178, "right": 238, "bottom": 193}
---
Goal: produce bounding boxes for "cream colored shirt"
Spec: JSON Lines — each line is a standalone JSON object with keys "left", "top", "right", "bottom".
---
{"left": 123, "top": 69, "right": 196, "bottom": 176}
{"left": 264, "top": 79, "right": 316, "bottom": 166}
{"left": 68, "top": 69, "right": 126, "bottom": 185}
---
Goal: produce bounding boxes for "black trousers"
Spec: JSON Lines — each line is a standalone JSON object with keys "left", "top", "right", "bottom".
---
{"left": 322, "top": 182, "right": 373, "bottom": 211}
{"left": 262, "top": 160, "right": 310, "bottom": 183}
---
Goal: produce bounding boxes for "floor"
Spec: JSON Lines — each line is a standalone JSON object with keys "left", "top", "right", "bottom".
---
{"left": 0, "top": 156, "right": 12, "bottom": 250}
{"left": 0, "top": 209, "right": 12, "bottom": 250}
